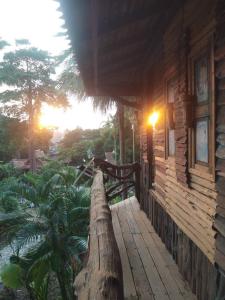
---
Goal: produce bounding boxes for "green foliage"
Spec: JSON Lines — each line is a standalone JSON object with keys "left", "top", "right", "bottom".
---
{"left": 0, "top": 162, "right": 90, "bottom": 300}
{"left": 1, "top": 263, "right": 24, "bottom": 288}
{"left": 0, "top": 45, "right": 68, "bottom": 118}
{"left": 0, "top": 115, "right": 28, "bottom": 162}
{"left": 34, "top": 127, "right": 53, "bottom": 153}
{"left": 0, "top": 163, "right": 20, "bottom": 180}
{"left": 0, "top": 114, "right": 53, "bottom": 162}
{"left": 59, "top": 111, "right": 139, "bottom": 165}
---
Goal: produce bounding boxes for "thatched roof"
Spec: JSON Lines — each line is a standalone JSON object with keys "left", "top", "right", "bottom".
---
{"left": 58, "top": 0, "right": 181, "bottom": 97}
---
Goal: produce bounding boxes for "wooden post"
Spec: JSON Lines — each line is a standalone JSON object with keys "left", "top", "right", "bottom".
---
{"left": 147, "top": 125, "right": 153, "bottom": 189}
{"left": 118, "top": 104, "right": 127, "bottom": 199}
{"left": 74, "top": 170, "right": 124, "bottom": 300}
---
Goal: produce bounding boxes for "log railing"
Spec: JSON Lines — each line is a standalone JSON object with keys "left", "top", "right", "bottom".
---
{"left": 74, "top": 169, "right": 124, "bottom": 299}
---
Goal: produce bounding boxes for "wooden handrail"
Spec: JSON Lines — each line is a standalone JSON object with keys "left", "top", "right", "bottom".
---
{"left": 74, "top": 170, "right": 124, "bottom": 299}
{"left": 93, "top": 158, "right": 141, "bottom": 201}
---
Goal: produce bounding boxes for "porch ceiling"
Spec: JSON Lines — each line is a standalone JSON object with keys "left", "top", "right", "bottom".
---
{"left": 59, "top": 0, "right": 180, "bottom": 97}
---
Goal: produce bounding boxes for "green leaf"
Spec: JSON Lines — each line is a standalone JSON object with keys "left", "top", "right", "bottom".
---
{"left": 1, "top": 263, "right": 24, "bottom": 288}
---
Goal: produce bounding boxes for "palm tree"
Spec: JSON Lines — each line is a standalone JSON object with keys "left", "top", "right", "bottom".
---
{"left": 0, "top": 162, "right": 90, "bottom": 300}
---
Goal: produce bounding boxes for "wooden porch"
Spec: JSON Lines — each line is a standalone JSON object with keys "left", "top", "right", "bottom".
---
{"left": 111, "top": 197, "right": 196, "bottom": 300}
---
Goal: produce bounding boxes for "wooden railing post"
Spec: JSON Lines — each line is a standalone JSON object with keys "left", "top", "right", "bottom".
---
{"left": 74, "top": 170, "right": 124, "bottom": 300}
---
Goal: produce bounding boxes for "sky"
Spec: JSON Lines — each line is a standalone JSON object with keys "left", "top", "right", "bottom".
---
{"left": 0, "top": 0, "right": 115, "bottom": 130}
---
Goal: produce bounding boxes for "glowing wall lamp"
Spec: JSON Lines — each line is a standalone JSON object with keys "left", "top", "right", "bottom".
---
{"left": 148, "top": 111, "right": 159, "bottom": 128}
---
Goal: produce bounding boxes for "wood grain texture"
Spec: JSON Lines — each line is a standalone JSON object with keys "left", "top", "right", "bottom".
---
{"left": 140, "top": 0, "right": 218, "bottom": 267}
{"left": 74, "top": 170, "right": 123, "bottom": 300}
{"left": 148, "top": 192, "right": 219, "bottom": 300}
{"left": 111, "top": 197, "right": 196, "bottom": 300}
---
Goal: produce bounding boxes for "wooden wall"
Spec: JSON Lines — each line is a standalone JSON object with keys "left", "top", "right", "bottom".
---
{"left": 148, "top": 193, "right": 223, "bottom": 300}
{"left": 214, "top": 0, "right": 225, "bottom": 274}
{"left": 139, "top": 0, "right": 225, "bottom": 298}
{"left": 141, "top": 0, "right": 217, "bottom": 263}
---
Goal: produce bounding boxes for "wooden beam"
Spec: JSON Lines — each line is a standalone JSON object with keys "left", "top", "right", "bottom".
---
{"left": 74, "top": 170, "right": 124, "bottom": 299}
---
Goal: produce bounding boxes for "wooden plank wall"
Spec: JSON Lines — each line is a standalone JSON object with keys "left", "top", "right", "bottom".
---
{"left": 141, "top": 0, "right": 217, "bottom": 263}
{"left": 139, "top": 0, "right": 225, "bottom": 298}
{"left": 214, "top": 0, "right": 225, "bottom": 275}
{"left": 149, "top": 193, "right": 218, "bottom": 300}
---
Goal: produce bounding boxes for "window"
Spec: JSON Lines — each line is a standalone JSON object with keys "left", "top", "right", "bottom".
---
{"left": 166, "top": 77, "right": 177, "bottom": 158}
{"left": 189, "top": 38, "right": 215, "bottom": 173}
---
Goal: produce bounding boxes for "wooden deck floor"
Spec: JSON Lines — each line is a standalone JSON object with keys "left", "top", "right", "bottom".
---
{"left": 111, "top": 197, "right": 196, "bottom": 300}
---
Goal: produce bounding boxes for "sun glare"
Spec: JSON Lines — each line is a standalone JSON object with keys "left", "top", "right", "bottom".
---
{"left": 39, "top": 105, "right": 67, "bottom": 130}
{"left": 39, "top": 102, "right": 114, "bottom": 131}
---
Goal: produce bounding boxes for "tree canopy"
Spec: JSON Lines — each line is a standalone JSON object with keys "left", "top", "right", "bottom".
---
{"left": 0, "top": 40, "right": 68, "bottom": 170}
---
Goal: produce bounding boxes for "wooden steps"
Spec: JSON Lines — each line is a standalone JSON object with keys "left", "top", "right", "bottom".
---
{"left": 111, "top": 197, "right": 196, "bottom": 300}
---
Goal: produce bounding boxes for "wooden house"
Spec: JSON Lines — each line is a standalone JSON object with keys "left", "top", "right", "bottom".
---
{"left": 59, "top": 0, "right": 225, "bottom": 299}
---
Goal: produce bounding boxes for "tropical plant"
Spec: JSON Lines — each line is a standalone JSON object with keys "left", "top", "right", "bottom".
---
{"left": 0, "top": 163, "right": 90, "bottom": 300}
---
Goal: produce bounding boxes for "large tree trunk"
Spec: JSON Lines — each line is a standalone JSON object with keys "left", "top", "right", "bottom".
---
{"left": 28, "top": 98, "right": 36, "bottom": 172}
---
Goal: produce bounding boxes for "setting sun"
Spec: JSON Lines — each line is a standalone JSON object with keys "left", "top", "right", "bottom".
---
{"left": 39, "top": 105, "right": 66, "bottom": 129}
{"left": 39, "top": 101, "right": 115, "bottom": 131}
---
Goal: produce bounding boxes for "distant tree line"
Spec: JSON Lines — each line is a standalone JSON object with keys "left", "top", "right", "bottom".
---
{"left": 59, "top": 112, "right": 140, "bottom": 166}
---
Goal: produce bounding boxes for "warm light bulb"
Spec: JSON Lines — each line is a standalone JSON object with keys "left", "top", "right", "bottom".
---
{"left": 148, "top": 111, "right": 159, "bottom": 128}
